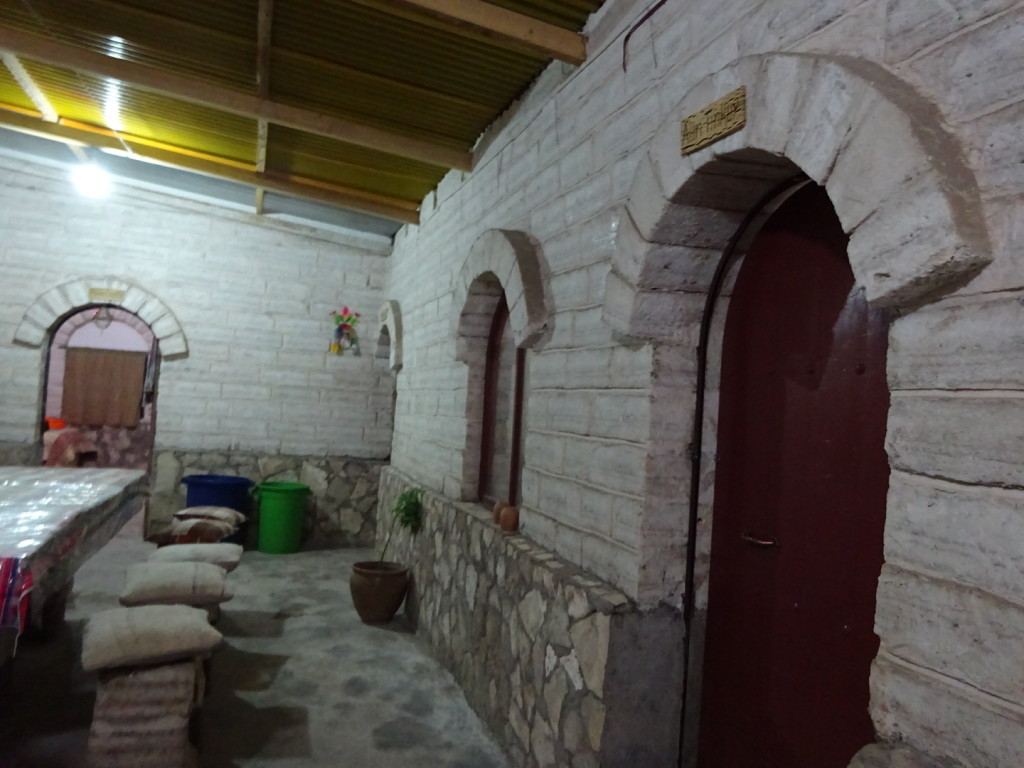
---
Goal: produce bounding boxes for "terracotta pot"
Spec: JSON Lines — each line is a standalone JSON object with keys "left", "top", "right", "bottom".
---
{"left": 492, "top": 500, "right": 509, "bottom": 524}
{"left": 349, "top": 561, "right": 410, "bottom": 624}
{"left": 499, "top": 505, "right": 519, "bottom": 533}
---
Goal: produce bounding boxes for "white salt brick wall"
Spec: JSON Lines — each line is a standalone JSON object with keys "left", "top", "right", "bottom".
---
{"left": 885, "top": 472, "right": 1024, "bottom": 606}
{"left": 383, "top": 0, "right": 1024, "bottom": 763}
{"left": 887, "top": 395, "right": 1024, "bottom": 487}
{"left": 0, "top": 155, "right": 390, "bottom": 458}
{"left": 876, "top": 565, "right": 1024, "bottom": 705}
{"left": 883, "top": 0, "right": 1018, "bottom": 60}
{"left": 871, "top": 655, "right": 1024, "bottom": 767}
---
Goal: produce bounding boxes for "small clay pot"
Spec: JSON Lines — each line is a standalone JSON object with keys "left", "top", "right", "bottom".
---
{"left": 492, "top": 500, "right": 509, "bottom": 524}
{"left": 498, "top": 505, "right": 519, "bottom": 533}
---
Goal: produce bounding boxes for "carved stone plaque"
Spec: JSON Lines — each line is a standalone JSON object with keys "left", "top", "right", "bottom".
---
{"left": 681, "top": 87, "right": 747, "bottom": 156}
{"left": 88, "top": 287, "right": 126, "bottom": 302}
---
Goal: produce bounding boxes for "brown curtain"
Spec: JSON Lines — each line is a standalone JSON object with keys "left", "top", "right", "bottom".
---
{"left": 62, "top": 348, "right": 147, "bottom": 428}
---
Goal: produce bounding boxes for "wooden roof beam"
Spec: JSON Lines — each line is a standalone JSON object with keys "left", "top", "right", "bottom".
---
{"left": 0, "top": 108, "right": 420, "bottom": 224}
{"left": 255, "top": 119, "right": 268, "bottom": 214}
{"left": 255, "top": 0, "right": 273, "bottom": 214}
{"left": 354, "top": 0, "right": 587, "bottom": 65}
{"left": 0, "top": 25, "right": 472, "bottom": 171}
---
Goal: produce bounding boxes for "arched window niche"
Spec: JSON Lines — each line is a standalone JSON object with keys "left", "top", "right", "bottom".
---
{"left": 453, "top": 230, "right": 552, "bottom": 505}
{"left": 375, "top": 299, "right": 404, "bottom": 457}
{"left": 478, "top": 291, "right": 525, "bottom": 507}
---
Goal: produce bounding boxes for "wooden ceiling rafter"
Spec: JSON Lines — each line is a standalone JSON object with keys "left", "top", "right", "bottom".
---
{"left": 254, "top": 0, "right": 273, "bottom": 214}
{"left": 254, "top": 118, "right": 267, "bottom": 213}
{"left": 277, "top": 45, "right": 497, "bottom": 118}
{"left": 349, "top": 0, "right": 587, "bottom": 65}
{"left": 0, "top": 25, "right": 473, "bottom": 171}
{"left": 0, "top": 105, "right": 421, "bottom": 223}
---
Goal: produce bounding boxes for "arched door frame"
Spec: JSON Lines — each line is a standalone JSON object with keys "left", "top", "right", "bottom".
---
{"left": 603, "top": 52, "right": 992, "bottom": 609}
{"left": 13, "top": 277, "right": 188, "bottom": 445}
{"left": 600, "top": 52, "right": 993, "bottom": 765}
{"left": 14, "top": 276, "right": 188, "bottom": 357}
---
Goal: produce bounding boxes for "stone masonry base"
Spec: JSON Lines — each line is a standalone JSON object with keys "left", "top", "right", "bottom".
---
{"left": 151, "top": 449, "right": 384, "bottom": 548}
{"left": 380, "top": 467, "right": 685, "bottom": 767}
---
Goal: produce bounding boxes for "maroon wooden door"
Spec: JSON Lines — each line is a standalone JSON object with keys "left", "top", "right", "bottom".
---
{"left": 697, "top": 184, "right": 890, "bottom": 768}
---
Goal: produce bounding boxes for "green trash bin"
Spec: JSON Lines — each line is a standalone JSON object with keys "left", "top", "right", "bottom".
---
{"left": 255, "top": 482, "right": 310, "bottom": 554}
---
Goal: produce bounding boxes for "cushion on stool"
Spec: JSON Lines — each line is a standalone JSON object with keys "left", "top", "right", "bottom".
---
{"left": 169, "top": 517, "right": 235, "bottom": 543}
{"left": 172, "top": 506, "right": 246, "bottom": 527}
{"left": 119, "top": 562, "right": 232, "bottom": 608}
{"left": 147, "top": 542, "right": 243, "bottom": 572}
{"left": 82, "top": 605, "right": 222, "bottom": 671}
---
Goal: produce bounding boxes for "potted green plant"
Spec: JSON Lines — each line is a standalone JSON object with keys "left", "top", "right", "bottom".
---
{"left": 349, "top": 489, "right": 423, "bottom": 624}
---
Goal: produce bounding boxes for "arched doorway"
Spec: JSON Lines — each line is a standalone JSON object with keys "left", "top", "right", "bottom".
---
{"left": 42, "top": 305, "right": 159, "bottom": 474}
{"left": 375, "top": 324, "right": 398, "bottom": 457}
{"left": 698, "top": 184, "right": 890, "bottom": 767}
{"left": 376, "top": 299, "right": 405, "bottom": 461}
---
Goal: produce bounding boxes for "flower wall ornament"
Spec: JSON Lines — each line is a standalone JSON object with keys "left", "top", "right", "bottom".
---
{"left": 330, "top": 306, "right": 361, "bottom": 356}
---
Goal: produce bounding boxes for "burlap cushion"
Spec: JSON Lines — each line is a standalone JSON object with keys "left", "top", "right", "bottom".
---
{"left": 147, "top": 543, "right": 243, "bottom": 572}
{"left": 172, "top": 506, "right": 246, "bottom": 526}
{"left": 169, "top": 517, "right": 235, "bottom": 543}
{"left": 82, "top": 605, "right": 222, "bottom": 671}
{"left": 119, "top": 562, "right": 232, "bottom": 608}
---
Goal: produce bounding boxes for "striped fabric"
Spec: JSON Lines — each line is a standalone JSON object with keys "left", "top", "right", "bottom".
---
{"left": 0, "top": 558, "right": 32, "bottom": 636}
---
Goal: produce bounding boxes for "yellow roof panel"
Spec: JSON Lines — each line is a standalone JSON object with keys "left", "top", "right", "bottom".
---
{"left": 23, "top": 60, "right": 257, "bottom": 163}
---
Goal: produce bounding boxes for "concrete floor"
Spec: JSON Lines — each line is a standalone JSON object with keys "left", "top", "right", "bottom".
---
{"left": 0, "top": 516, "right": 510, "bottom": 768}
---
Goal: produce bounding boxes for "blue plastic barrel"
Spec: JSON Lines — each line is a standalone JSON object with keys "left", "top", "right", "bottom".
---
{"left": 180, "top": 474, "right": 254, "bottom": 544}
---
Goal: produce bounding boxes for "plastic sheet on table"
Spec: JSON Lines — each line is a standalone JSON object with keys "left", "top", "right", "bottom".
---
{"left": 0, "top": 467, "right": 146, "bottom": 627}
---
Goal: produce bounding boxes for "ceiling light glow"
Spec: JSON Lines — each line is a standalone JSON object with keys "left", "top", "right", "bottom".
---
{"left": 103, "top": 78, "right": 125, "bottom": 132}
{"left": 70, "top": 164, "right": 112, "bottom": 199}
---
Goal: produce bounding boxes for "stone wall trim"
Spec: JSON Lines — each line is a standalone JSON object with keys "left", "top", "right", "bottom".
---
{"left": 380, "top": 465, "right": 685, "bottom": 768}
{"left": 151, "top": 448, "right": 385, "bottom": 548}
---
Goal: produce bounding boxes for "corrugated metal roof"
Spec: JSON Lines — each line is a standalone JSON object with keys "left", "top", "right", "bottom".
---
{"left": 0, "top": 0, "right": 256, "bottom": 88}
{"left": 21, "top": 60, "right": 258, "bottom": 162}
{"left": 0, "top": 59, "right": 35, "bottom": 111}
{"left": 269, "top": 125, "right": 443, "bottom": 201}
{"left": 0, "top": 0, "right": 605, "bottom": 233}
{"left": 491, "top": 0, "right": 605, "bottom": 28}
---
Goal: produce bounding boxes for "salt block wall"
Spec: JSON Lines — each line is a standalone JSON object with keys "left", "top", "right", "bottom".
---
{"left": 0, "top": 154, "right": 392, "bottom": 460}
{"left": 384, "top": 1, "right": 1024, "bottom": 766}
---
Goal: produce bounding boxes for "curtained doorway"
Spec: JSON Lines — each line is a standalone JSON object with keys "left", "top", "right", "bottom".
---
{"left": 42, "top": 306, "right": 159, "bottom": 475}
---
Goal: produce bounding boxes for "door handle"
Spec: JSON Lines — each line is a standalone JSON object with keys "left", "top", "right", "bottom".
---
{"left": 741, "top": 532, "right": 779, "bottom": 548}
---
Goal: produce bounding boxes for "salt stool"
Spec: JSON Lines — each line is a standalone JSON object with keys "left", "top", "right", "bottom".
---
{"left": 82, "top": 605, "right": 223, "bottom": 768}
{"left": 119, "top": 562, "right": 233, "bottom": 622}
{"left": 148, "top": 543, "right": 243, "bottom": 573}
